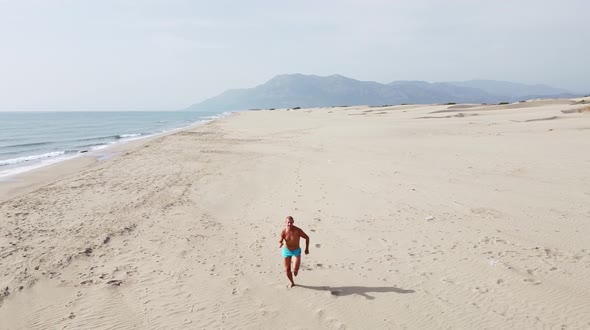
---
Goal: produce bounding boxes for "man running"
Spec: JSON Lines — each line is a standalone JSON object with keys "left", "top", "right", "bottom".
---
{"left": 279, "top": 216, "right": 310, "bottom": 288}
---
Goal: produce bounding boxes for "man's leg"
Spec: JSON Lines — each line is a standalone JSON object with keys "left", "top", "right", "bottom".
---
{"left": 293, "top": 256, "right": 301, "bottom": 277}
{"left": 284, "top": 256, "right": 295, "bottom": 287}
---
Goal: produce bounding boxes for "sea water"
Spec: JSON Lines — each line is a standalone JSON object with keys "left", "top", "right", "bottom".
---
{"left": 0, "top": 110, "right": 227, "bottom": 178}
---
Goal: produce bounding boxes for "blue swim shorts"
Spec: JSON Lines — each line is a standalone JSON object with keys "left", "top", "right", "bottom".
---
{"left": 282, "top": 247, "right": 302, "bottom": 258}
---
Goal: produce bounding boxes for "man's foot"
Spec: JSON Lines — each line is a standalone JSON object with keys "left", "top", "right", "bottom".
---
{"left": 288, "top": 283, "right": 296, "bottom": 288}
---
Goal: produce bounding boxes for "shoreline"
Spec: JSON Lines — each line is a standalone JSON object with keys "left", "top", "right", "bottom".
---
{"left": 1, "top": 100, "right": 589, "bottom": 329}
{"left": 0, "top": 110, "right": 231, "bottom": 177}
{"left": 0, "top": 112, "right": 235, "bottom": 202}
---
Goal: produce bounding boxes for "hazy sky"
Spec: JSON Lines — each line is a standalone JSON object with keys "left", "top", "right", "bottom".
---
{"left": 1, "top": 0, "right": 588, "bottom": 111}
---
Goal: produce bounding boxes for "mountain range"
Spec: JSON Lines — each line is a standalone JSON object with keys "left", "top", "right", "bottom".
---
{"left": 186, "top": 74, "right": 579, "bottom": 111}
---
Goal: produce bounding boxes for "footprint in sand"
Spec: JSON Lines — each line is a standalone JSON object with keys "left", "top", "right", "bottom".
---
{"left": 107, "top": 279, "right": 123, "bottom": 286}
{"left": 523, "top": 278, "right": 542, "bottom": 285}
{"left": 315, "top": 244, "right": 321, "bottom": 248}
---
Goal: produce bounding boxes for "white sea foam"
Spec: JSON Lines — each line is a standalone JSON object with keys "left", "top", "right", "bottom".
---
{"left": 119, "top": 133, "right": 142, "bottom": 138}
{"left": 0, "top": 151, "right": 66, "bottom": 166}
{"left": 0, "top": 152, "right": 82, "bottom": 178}
{"left": 89, "top": 142, "right": 117, "bottom": 151}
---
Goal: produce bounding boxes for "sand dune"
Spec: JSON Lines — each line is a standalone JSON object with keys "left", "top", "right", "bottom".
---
{"left": 562, "top": 105, "right": 590, "bottom": 114}
{"left": 1, "top": 99, "right": 590, "bottom": 329}
{"left": 431, "top": 99, "right": 576, "bottom": 114}
{"left": 522, "top": 116, "right": 560, "bottom": 122}
{"left": 416, "top": 112, "right": 479, "bottom": 119}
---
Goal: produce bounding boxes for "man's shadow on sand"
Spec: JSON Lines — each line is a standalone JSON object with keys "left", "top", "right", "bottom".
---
{"left": 297, "top": 285, "right": 415, "bottom": 300}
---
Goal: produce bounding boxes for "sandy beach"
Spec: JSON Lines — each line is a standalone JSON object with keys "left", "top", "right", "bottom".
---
{"left": 1, "top": 99, "right": 590, "bottom": 329}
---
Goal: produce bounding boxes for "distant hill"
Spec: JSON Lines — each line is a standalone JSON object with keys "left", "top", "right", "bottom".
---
{"left": 447, "top": 79, "right": 569, "bottom": 98}
{"left": 186, "top": 74, "right": 578, "bottom": 111}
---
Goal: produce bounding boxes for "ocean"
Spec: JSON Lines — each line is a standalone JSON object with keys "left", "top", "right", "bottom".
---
{"left": 0, "top": 110, "right": 227, "bottom": 178}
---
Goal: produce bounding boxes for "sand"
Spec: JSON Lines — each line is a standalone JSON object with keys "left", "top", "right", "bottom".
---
{"left": 1, "top": 99, "right": 589, "bottom": 329}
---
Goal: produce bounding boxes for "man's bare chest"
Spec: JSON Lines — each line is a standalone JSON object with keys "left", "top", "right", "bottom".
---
{"left": 284, "top": 230, "right": 299, "bottom": 242}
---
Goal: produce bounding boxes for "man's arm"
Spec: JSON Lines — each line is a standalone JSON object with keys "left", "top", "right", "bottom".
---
{"left": 300, "top": 229, "right": 310, "bottom": 254}
{"left": 279, "top": 229, "right": 285, "bottom": 248}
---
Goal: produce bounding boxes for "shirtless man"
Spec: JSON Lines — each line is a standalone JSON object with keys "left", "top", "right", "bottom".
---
{"left": 279, "top": 216, "right": 310, "bottom": 288}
